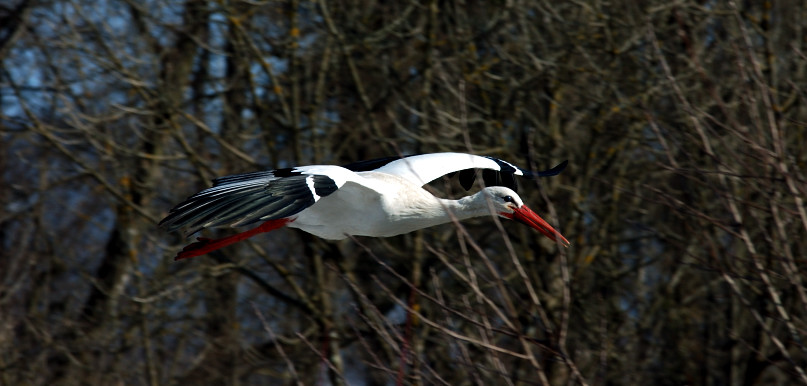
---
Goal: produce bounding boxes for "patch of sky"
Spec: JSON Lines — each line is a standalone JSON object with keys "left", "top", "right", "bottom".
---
{"left": 249, "top": 64, "right": 271, "bottom": 101}
{"left": 321, "top": 107, "right": 341, "bottom": 125}
{"left": 208, "top": 10, "right": 230, "bottom": 54}
{"left": 702, "top": 0, "right": 719, "bottom": 47}
{"left": 297, "top": 31, "right": 319, "bottom": 51}
{"left": 270, "top": 56, "right": 290, "bottom": 75}
{"left": 195, "top": 97, "right": 225, "bottom": 135}
{"left": 581, "top": 201, "right": 596, "bottom": 227}
{"left": 142, "top": 0, "right": 186, "bottom": 45}
{"left": 2, "top": 49, "right": 44, "bottom": 119}
{"left": 384, "top": 302, "right": 408, "bottom": 325}
{"left": 618, "top": 297, "right": 640, "bottom": 321}
{"left": 614, "top": 225, "right": 668, "bottom": 317}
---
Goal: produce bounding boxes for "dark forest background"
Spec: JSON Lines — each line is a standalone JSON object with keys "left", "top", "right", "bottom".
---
{"left": 1, "top": 0, "right": 806, "bottom": 385}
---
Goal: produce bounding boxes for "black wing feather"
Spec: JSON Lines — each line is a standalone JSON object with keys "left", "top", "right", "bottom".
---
{"left": 341, "top": 155, "right": 412, "bottom": 172}
{"left": 159, "top": 171, "right": 337, "bottom": 234}
{"left": 524, "top": 160, "right": 568, "bottom": 178}
{"left": 457, "top": 158, "right": 567, "bottom": 192}
{"left": 458, "top": 169, "right": 476, "bottom": 190}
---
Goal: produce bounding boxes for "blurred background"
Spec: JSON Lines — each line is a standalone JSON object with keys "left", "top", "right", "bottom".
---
{"left": 1, "top": 0, "right": 806, "bottom": 384}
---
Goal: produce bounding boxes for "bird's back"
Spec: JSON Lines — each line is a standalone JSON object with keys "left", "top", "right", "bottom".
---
{"left": 287, "top": 172, "right": 449, "bottom": 239}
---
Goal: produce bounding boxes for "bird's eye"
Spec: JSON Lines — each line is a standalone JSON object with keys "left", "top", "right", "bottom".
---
{"left": 502, "top": 195, "right": 515, "bottom": 203}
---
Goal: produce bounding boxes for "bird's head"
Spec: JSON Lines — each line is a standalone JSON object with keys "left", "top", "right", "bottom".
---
{"left": 481, "top": 186, "right": 570, "bottom": 248}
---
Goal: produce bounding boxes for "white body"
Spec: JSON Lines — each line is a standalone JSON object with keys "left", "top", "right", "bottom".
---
{"left": 289, "top": 172, "right": 492, "bottom": 239}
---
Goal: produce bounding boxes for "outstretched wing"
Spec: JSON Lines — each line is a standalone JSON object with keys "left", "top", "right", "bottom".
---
{"left": 159, "top": 165, "right": 356, "bottom": 234}
{"left": 351, "top": 152, "right": 567, "bottom": 192}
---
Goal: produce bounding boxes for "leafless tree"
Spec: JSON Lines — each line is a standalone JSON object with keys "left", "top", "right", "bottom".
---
{"left": 1, "top": 0, "right": 805, "bottom": 385}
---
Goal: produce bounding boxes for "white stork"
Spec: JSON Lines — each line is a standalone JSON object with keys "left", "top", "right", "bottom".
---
{"left": 160, "top": 152, "right": 570, "bottom": 260}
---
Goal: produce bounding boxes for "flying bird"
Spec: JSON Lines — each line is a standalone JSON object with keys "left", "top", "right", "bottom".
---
{"left": 160, "top": 152, "right": 570, "bottom": 260}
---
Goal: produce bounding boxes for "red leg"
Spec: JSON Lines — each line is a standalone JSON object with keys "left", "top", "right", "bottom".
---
{"left": 174, "top": 218, "right": 294, "bottom": 260}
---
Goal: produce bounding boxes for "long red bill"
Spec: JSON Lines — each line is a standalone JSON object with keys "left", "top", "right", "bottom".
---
{"left": 503, "top": 206, "right": 570, "bottom": 247}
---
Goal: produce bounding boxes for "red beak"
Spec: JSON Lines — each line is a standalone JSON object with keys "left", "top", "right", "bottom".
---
{"left": 502, "top": 206, "right": 570, "bottom": 247}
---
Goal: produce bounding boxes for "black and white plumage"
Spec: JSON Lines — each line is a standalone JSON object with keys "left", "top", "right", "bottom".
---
{"left": 160, "top": 152, "right": 570, "bottom": 260}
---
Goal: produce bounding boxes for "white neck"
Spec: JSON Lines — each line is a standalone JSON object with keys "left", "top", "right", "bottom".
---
{"left": 386, "top": 191, "right": 496, "bottom": 235}
{"left": 441, "top": 192, "right": 497, "bottom": 221}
